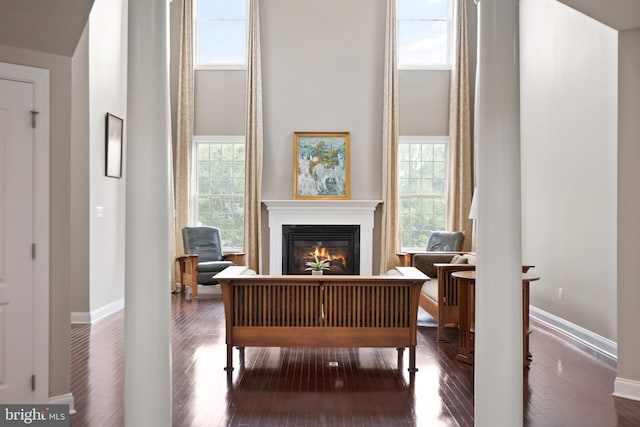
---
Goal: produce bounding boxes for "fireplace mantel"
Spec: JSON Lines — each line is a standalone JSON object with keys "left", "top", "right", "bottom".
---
{"left": 263, "top": 200, "right": 381, "bottom": 275}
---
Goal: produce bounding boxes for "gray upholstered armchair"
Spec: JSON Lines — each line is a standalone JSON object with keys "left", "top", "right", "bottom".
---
{"left": 425, "top": 230, "right": 465, "bottom": 252}
{"left": 175, "top": 226, "right": 244, "bottom": 298}
{"left": 396, "top": 230, "right": 466, "bottom": 267}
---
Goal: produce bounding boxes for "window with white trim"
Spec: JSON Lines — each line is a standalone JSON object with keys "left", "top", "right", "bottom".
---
{"left": 399, "top": 136, "right": 448, "bottom": 250}
{"left": 398, "top": 0, "right": 452, "bottom": 69}
{"left": 195, "top": 0, "right": 248, "bottom": 69}
{"left": 193, "top": 136, "right": 245, "bottom": 250}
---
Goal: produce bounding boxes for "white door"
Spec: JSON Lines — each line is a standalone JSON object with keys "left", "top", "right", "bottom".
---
{"left": 0, "top": 77, "right": 35, "bottom": 403}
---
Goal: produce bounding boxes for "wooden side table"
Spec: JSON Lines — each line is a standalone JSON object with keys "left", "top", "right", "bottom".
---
{"left": 451, "top": 270, "right": 540, "bottom": 367}
{"left": 451, "top": 270, "right": 476, "bottom": 364}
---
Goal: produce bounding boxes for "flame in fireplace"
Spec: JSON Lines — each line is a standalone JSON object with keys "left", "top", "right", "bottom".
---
{"left": 306, "top": 246, "right": 347, "bottom": 271}
{"left": 312, "top": 246, "right": 330, "bottom": 259}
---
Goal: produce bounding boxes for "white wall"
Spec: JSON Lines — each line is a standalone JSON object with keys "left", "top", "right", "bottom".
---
{"left": 71, "top": 25, "right": 90, "bottom": 313}
{"left": 188, "top": 0, "right": 454, "bottom": 270}
{"left": 399, "top": 70, "right": 450, "bottom": 135}
{"left": 617, "top": 27, "right": 640, "bottom": 386}
{"left": 88, "top": 0, "right": 128, "bottom": 312}
{"left": 192, "top": 0, "right": 454, "bottom": 197}
{"left": 261, "top": 0, "right": 385, "bottom": 200}
{"left": 520, "top": 0, "right": 618, "bottom": 340}
{"left": 194, "top": 70, "right": 246, "bottom": 135}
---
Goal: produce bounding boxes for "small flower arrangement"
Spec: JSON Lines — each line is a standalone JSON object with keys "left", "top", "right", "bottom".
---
{"left": 305, "top": 255, "right": 330, "bottom": 272}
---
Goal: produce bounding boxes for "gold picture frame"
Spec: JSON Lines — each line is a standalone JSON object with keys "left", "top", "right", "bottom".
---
{"left": 293, "top": 132, "right": 350, "bottom": 200}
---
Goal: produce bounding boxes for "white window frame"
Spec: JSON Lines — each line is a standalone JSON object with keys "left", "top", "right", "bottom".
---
{"left": 192, "top": 135, "right": 246, "bottom": 252}
{"left": 398, "top": 135, "right": 449, "bottom": 251}
{"left": 194, "top": 0, "right": 248, "bottom": 70}
{"left": 397, "top": 0, "right": 453, "bottom": 71}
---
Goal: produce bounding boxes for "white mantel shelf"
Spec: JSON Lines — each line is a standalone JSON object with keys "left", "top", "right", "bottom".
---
{"left": 263, "top": 200, "right": 381, "bottom": 275}
{"left": 263, "top": 200, "right": 382, "bottom": 209}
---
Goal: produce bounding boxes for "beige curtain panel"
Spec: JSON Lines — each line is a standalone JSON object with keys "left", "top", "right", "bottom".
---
{"left": 446, "top": 0, "right": 474, "bottom": 252}
{"left": 379, "top": 0, "right": 401, "bottom": 273}
{"left": 243, "top": 0, "right": 264, "bottom": 272}
{"left": 173, "top": 0, "right": 194, "bottom": 288}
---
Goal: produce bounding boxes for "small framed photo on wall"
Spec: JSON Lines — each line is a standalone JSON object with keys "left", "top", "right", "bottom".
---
{"left": 105, "top": 113, "right": 124, "bottom": 178}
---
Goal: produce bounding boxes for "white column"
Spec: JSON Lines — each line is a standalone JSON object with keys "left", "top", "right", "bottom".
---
{"left": 124, "top": 0, "right": 173, "bottom": 426}
{"left": 474, "top": 0, "right": 522, "bottom": 426}
{"left": 616, "top": 28, "right": 640, "bottom": 401}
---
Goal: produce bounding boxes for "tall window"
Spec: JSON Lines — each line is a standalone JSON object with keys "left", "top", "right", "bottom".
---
{"left": 398, "top": 0, "right": 452, "bottom": 68}
{"left": 193, "top": 136, "right": 245, "bottom": 250}
{"left": 399, "top": 136, "right": 448, "bottom": 250}
{"left": 195, "top": 0, "right": 248, "bottom": 68}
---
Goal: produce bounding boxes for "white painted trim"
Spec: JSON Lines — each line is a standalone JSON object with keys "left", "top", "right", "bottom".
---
{"left": 530, "top": 306, "right": 617, "bottom": 359}
{"left": 191, "top": 135, "right": 246, "bottom": 228}
{"left": 71, "top": 298, "right": 125, "bottom": 325}
{"left": 49, "top": 393, "right": 76, "bottom": 415}
{"left": 90, "top": 298, "right": 124, "bottom": 323}
{"left": 70, "top": 312, "right": 91, "bottom": 325}
{"left": 399, "top": 135, "right": 449, "bottom": 143}
{"left": 398, "top": 0, "right": 454, "bottom": 70}
{"left": 613, "top": 377, "right": 640, "bottom": 402}
{"left": 194, "top": 63, "right": 247, "bottom": 71}
{"left": 398, "top": 65, "right": 452, "bottom": 71}
{"left": 193, "top": 134, "right": 245, "bottom": 143}
{"left": 263, "top": 200, "right": 381, "bottom": 275}
{"left": 0, "top": 61, "right": 50, "bottom": 404}
{"left": 191, "top": 0, "right": 248, "bottom": 71}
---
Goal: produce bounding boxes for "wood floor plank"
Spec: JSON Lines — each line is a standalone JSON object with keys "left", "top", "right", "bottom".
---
{"left": 69, "top": 288, "right": 640, "bottom": 426}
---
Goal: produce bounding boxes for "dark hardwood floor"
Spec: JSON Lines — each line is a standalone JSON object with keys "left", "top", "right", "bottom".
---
{"left": 70, "top": 288, "right": 640, "bottom": 426}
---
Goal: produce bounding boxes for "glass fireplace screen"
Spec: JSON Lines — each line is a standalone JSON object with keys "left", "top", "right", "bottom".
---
{"left": 282, "top": 225, "right": 360, "bottom": 275}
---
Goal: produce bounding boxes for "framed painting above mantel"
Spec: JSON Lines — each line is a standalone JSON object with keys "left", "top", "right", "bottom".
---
{"left": 293, "top": 132, "right": 350, "bottom": 200}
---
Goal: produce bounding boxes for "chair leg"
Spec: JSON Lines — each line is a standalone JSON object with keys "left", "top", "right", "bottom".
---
{"left": 408, "top": 346, "right": 418, "bottom": 373}
{"left": 436, "top": 321, "right": 446, "bottom": 342}
{"left": 189, "top": 259, "right": 198, "bottom": 298}
{"left": 175, "top": 255, "right": 199, "bottom": 297}
{"left": 175, "top": 258, "right": 186, "bottom": 293}
{"left": 396, "top": 347, "right": 405, "bottom": 370}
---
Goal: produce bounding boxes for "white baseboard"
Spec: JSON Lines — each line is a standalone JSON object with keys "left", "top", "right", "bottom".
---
{"left": 70, "top": 311, "right": 91, "bottom": 324}
{"left": 71, "top": 298, "right": 124, "bottom": 325}
{"left": 614, "top": 377, "right": 640, "bottom": 401}
{"left": 49, "top": 392, "right": 75, "bottom": 414}
{"left": 530, "top": 306, "right": 617, "bottom": 359}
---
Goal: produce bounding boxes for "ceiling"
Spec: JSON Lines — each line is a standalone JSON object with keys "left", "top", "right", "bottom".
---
{"left": 556, "top": 0, "right": 640, "bottom": 31}
{"left": 0, "top": 0, "right": 94, "bottom": 57}
{"left": 0, "top": 0, "right": 637, "bottom": 58}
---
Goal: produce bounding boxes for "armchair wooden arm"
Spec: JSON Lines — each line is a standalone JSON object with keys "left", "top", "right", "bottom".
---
{"left": 223, "top": 252, "right": 246, "bottom": 266}
{"left": 175, "top": 253, "right": 247, "bottom": 298}
{"left": 397, "top": 251, "right": 465, "bottom": 267}
{"left": 175, "top": 254, "right": 198, "bottom": 297}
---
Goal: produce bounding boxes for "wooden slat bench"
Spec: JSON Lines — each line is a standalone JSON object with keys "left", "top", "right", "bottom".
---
{"left": 216, "top": 266, "right": 429, "bottom": 373}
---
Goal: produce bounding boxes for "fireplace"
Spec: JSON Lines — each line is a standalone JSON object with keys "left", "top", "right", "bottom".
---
{"left": 263, "top": 200, "right": 380, "bottom": 275}
{"left": 283, "top": 225, "right": 360, "bottom": 275}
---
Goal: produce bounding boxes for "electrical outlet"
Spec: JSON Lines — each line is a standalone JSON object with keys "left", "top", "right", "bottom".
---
{"left": 558, "top": 288, "right": 564, "bottom": 301}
